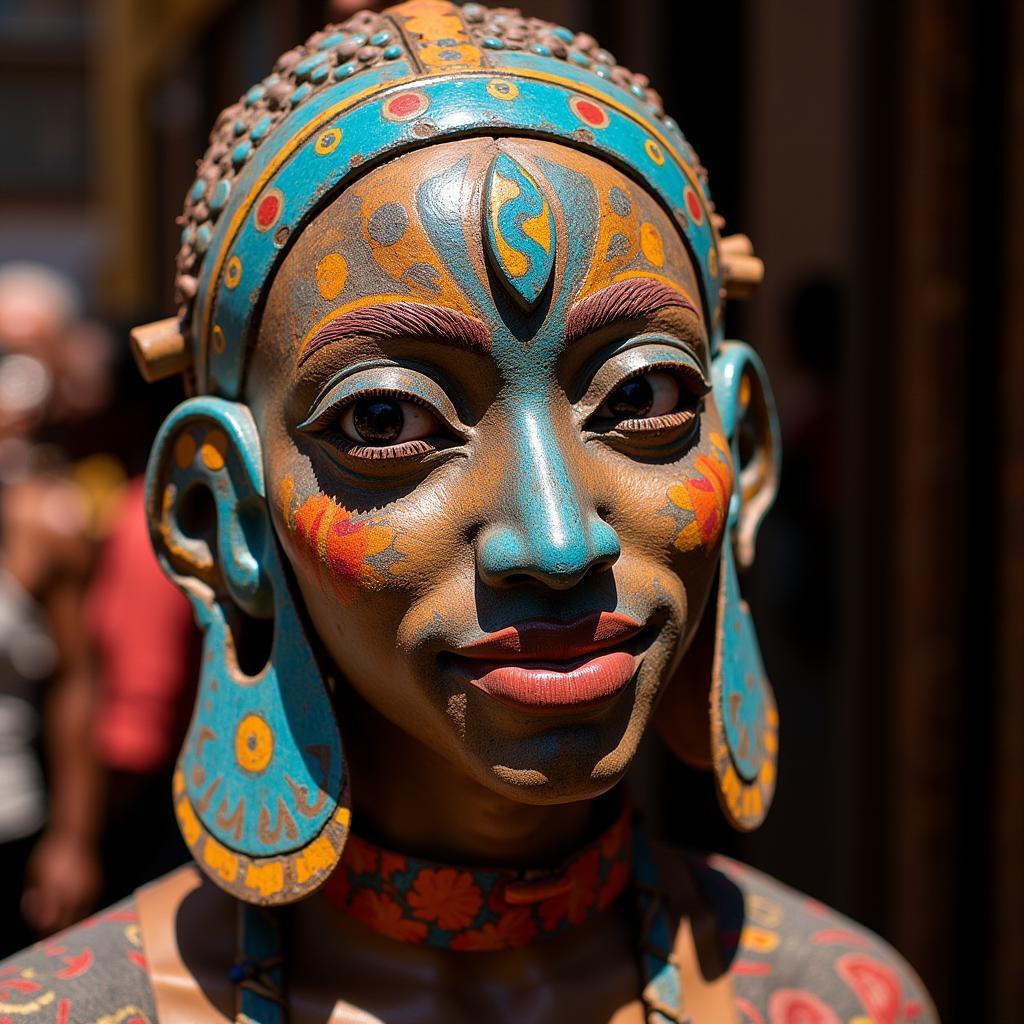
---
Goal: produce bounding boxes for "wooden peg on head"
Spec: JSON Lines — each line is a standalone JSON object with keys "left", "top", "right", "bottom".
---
{"left": 130, "top": 318, "right": 192, "bottom": 382}
{"left": 720, "top": 234, "right": 765, "bottom": 300}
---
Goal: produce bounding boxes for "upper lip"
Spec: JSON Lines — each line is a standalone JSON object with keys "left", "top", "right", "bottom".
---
{"left": 454, "top": 611, "right": 644, "bottom": 663}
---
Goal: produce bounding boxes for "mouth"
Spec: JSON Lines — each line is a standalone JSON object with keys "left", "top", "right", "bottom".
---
{"left": 448, "top": 611, "right": 648, "bottom": 715}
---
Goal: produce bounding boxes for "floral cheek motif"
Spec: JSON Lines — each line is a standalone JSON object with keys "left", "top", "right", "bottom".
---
{"left": 667, "top": 431, "right": 734, "bottom": 553}
{"left": 280, "top": 478, "right": 396, "bottom": 603}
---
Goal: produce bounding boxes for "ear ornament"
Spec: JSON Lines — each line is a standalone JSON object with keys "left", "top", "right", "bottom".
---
{"left": 147, "top": 396, "right": 350, "bottom": 905}
{"left": 707, "top": 342, "right": 781, "bottom": 831}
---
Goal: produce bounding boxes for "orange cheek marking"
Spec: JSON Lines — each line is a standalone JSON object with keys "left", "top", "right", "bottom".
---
{"left": 667, "top": 432, "right": 734, "bottom": 553}
{"left": 283, "top": 485, "right": 395, "bottom": 603}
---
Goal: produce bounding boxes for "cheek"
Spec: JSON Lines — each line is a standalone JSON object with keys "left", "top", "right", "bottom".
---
{"left": 665, "top": 430, "right": 734, "bottom": 555}
{"left": 276, "top": 474, "right": 399, "bottom": 605}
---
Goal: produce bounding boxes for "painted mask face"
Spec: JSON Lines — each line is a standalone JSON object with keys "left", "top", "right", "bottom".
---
{"left": 247, "top": 137, "right": 733, "bottom": 802}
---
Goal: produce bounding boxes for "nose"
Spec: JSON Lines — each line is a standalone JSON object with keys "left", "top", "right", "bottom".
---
{"left": 477, "top": 407, "right": 621, "bottom": 590}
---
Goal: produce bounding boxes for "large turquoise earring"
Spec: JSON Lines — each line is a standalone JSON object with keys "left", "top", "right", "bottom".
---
{"left": 146, "top": 397, "right": 350, "bottom": 904}
{"left": 708, "top": 343, "right": 781, "bottom": 831}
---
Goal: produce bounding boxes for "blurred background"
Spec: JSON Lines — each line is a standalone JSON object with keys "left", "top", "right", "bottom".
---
{"left": 0, "top": 0, "right": 1020, "bottom": 1019}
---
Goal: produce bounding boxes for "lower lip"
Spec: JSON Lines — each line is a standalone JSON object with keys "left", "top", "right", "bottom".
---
{"left": 458, "top": 650, "right": 637, "bottom": 713}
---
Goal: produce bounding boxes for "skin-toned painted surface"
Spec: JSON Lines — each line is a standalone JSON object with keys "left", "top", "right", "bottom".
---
{"left": 248, "top": 137, "right": 721, "bottom": 811}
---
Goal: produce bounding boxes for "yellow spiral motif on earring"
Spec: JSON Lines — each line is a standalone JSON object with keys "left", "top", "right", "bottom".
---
{"left": 224, "top": 256, "right": 242, "bottom": 289}
{"left": 211, "top": 325, "right": 226, "bottom": 354}
{"left": 640, "top": 222, "right": 665, "bottom": 268}
{"left": 315, "top": 127, "right": 343, "bottom": 155}
{"left": 235, "top": 714, "right": 274, "bottom": 773}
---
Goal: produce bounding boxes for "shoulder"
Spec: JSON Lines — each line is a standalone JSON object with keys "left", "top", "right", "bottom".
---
{"left": 688, "top": 852, "right": 941, "bottom": 1023}
{"left": 0, "top": 895, "right": 156, "bottom": 1023}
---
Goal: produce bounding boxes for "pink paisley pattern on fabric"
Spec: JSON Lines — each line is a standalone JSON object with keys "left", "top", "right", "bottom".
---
{"left": 322, "top": 804, "right": 632, "bottom": 950}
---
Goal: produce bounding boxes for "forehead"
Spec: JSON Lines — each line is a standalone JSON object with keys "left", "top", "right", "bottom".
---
{"left": 260, "top": 137, "right": 701, "bottom": 365}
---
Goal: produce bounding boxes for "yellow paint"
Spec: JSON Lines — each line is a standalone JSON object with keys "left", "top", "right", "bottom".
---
{"left": 235, "top": 713, "right": 274, "bottom": 773}
{"left": 640, "top": 221, "right": 665, "bottom": 268}
{"left": 203, "top": 836, "right": 239, "bottom": 883}
{"left": 96, "top": 1008, "right": 149, "bottom": 1024}
{"left": 0, "top": 991, "right": 55, "bottom": 1014}
{"left": 159, "top": 484, "right": 215, "bottom": 581}
{"left": 336, "top": 805, "right": 352, "bottom": 828}
{"left": 174, "top": 431, "right": 197, "bottom": 470}
{"left": 739, "top": 372, "right": 752, "bottom": 409}
{"left": 280, "top": 475, "right": 294, "bottom": 529}
{"left": 741, "top": 926, "right": 779, "bottom": 953}
{"left": 200, "top": 429, "right": 227, "bottom": 471}
{"left": 645, "top": 138, "right": 666, "bottom": 165}
{"left": 245, "top": 861, "right": 285, "bottom": 898}
{"left": 314, "top": 127, "right": 343, "bottom": 155}
{"left": 316, "top": 252, "right": 348, "bottom": 300}
{"left": 707, "top": 245, "right": 719, "bottom": 278}
{"left": 488, "top": 171, "right": 527, "bottom": 278}
{"left": 173, "top": 769, "right": 186, "bottom": 796}
{"left": 393, "top": 1, "right": 483, "bottom": 71}
{"left": 487, "top": 79, "right": 520, "bottom": 101}
{"left": 211, "top": 324, "right": 226, "bottom": 354}
{"left": 748, "top": 893, "right": 784, "bottom": 928}
{"left": 224, "top": 256, "right": 242, "bottom": 289}
{"left": 294, "top": 834, "right": 336, "bottom": 884}
{"left": 176, "top": 796, "right": 201, "bottom": 846}
{"left": 522, "top": 200, "right": 553, "bottom": 254}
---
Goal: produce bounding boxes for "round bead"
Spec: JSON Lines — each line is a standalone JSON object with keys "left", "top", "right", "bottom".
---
{"left": 232, "top": 119, "right": 246, "bottom": 137}
{"left": 552, "top": 26, "right": 575, "bottom": 43}
{"left": 190, "top": 178, "right": 206, "bottom": 202}
{"left": 568, "top": 49, "right": 591, "bottom": 67}
{"left": 482, "top": 37, "right": 504, "bottom": 49}
{"left": 290, "top": 83, "right": 311, "bottom": 105}
{"left": 531, "top": 44, "right": 552, "bottom": 56}
{"left": 595, "top": 66, "right": 611, "bottom": 79}
{"left": 334, "top": 62, "right": 356, "bottom": 80}
{"left": 244, "top": 85, "right": 265, "bottom": 107}
{"left": 370, "top": 30, "right": 391, "bottom": 46}
{"left": 630, "top": 84, "right": 646, "bottom": 99}
{"left": 349, "top": 32, "right": 367, "bottom": 46}
{"left": 383, "top": 45, "right": 402, "bottom": 60}
{"left": 310, "top": 64, "right": 329, "bottom": 84}
{"left": 231, "top": 141, "right": 252, "bottom": 166}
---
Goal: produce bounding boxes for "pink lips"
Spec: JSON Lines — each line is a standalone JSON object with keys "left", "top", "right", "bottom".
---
{"left": 453, "top": 611, "right": 643, "bottom": 713}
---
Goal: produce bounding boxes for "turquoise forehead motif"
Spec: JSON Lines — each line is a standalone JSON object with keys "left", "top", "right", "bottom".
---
{"left": 483, "top": 154, "right": 556, "bottom": 312}
{"left": 180, "top": 2, "right": 722, "bottom": 398}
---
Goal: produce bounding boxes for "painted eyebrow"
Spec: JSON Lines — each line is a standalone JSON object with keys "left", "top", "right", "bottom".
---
{"left": 298, "top": 301, "right": 491, "bottom": 365}
{"left": 565, "top": 278, "right": 700, "bottom": 344}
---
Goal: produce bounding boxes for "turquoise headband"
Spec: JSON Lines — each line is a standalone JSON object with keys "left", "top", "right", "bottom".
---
{"left": 179, "top": 2, "right": 723, "bottom": 397}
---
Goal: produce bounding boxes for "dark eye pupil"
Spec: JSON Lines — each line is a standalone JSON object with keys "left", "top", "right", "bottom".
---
{"left": 608, "top": 377, "right": 653, "bottom": 418}
{"left": 353, "top": 399, "right": 404, "bottom": 443}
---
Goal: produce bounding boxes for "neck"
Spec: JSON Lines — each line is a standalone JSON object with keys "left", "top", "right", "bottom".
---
{"left": 338, "top": 687, "right": 607, "bottom": 868}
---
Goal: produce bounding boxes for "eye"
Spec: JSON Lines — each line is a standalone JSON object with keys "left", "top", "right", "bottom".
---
{"left": 340, "top": 396, "right": 440, "bottom": 447}
{"left": 598, "top": 371, "right": 680, "bottom": 421}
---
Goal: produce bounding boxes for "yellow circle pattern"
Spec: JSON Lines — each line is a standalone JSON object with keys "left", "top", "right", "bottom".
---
{"left": 315, "top": 128, "right": 343, "bottom": 155}
{"left": 640, "top": 222, "right": 665, "bottom": 268}
{"left": 235, "top": 714, "right": 274, "bottom": 774}
{"left": 316, "top": 252, "right": 348, "bottom": 300}
{"left": 645, "top": 139, "right": 666, "bottom": 166}
{"left": 486, "top": 79, "right": 520, "bottom": 101}
{"left": 224, "top": 256, "right": 242, "bottom": 289}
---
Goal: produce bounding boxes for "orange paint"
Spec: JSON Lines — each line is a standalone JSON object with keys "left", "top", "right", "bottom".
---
{"left": 283, "top": 484, "right": 395, "bottom": 602}
{"left": 668, "top": 432, "right": 733, "bottom": 553}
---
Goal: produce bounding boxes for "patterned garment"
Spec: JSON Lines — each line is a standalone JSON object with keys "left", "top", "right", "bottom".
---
{"left": 0, "top": 898, "right": 156, "bottom": 1023}
{"left": 0, "top": 857, "right": 938, "bottom": 1022}
{"left": 691, "top": 854, "right": 940, "bottom": 1024}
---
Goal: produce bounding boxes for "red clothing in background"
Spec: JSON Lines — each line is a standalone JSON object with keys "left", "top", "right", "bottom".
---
{"left": 88, "top": 477, "right": 197, "bottom": 773}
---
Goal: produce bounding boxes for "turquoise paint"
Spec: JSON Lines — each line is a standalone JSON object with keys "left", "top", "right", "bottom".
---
{"left": 711, "top": 340, "right": 781, "bottom": 784}
{"left": 483, "top": 153, "right": 555, "bottom": 312}
{"left": 146, "top": 397, "right": 346, "bottom": 858}
{"left": 195, "top": 64, "right": 718, "bottom": 397}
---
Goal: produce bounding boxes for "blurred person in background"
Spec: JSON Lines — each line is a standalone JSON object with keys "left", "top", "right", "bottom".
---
{"left": 0, "top": 262, "right": 104, "bottom": 953}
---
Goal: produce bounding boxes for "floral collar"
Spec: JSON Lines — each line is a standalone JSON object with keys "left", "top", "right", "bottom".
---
{"left": 321, "top": 804, "right": 633, "bottom": 951}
